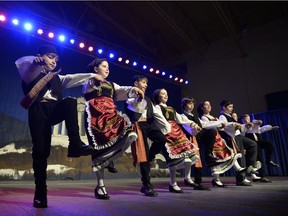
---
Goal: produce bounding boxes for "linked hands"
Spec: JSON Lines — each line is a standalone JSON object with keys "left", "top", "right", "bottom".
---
{"left": 193, "top": 124, "right": 202, "bottom": 132}
{"left": 33, "top": 56, "right": 47, "bottom": 66}
{"left": 218, "top": 122, "right": 226, "bottom": 130}
{"left": 233, "top": 122, "right": 242, "bottom": 129}
{"left": 245, "top": 122, "right": 254, "bottom": 129}
{"left": 132, "top": 87, "right": 144, "bottom": 100}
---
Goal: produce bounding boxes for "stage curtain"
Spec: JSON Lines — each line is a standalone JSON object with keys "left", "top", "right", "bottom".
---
{"left": 253, "top": 108, "right": 288, "bottom": 176}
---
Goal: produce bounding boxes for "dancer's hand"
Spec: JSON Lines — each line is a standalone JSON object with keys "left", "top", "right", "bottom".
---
{"left": 194, "top": 124, "right": 202, "bottom": 132}
{"left": 33, "top": 56, "right": 47, "bottom": 66}
{"left": 133, "top": 87, "right": 144, "bottom": 100}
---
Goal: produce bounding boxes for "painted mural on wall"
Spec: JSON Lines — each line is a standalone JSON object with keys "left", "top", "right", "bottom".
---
{"left": 0, "top": 97, "right": 169, "bottom": 180}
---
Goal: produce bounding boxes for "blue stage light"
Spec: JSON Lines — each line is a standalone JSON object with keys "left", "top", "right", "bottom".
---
{"left": 133, "top": 61, "right": 137, "bottom": 66}
{"left": 143, "top": 65, "right": 147, "bottom": 70}
{"left": 109, "top": 53, "right": 114, "bottom": 58}
{"left": 58, "top": 35, "right": 65, "bottom": 42}
{"left": 169, "top": 75, "right": 173, "bottom": 79}
{"left": 24, "top": 23, "right": 33, "bottom": 31}
{"left": 98, "top": 49, "right": 103, "bottom": 54}
{"left": 162, "top": 71, "right": 166, "bottom": 76}
{"left": 70, "top": 39, "right": 75, "bottom": 44}
{"left": 185, "top": 80, "right": 189, "bottom": 84}
{"left": 12, "top": 19, "right": 19, "bottom": 25}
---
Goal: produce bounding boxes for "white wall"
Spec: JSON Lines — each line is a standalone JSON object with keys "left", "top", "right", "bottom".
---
{"left": 182, "top": 20, "right": 288, "bottom": 116}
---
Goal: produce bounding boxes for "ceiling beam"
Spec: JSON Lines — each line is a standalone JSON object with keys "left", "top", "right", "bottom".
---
{"left": 212, "top": 1, "right": 247, "bottom": 57}
{"left": 84, "top": 1, "right": 157, "bottom": 56}
{"left": 148, "top": 1, "right": 203, "bottom": 55}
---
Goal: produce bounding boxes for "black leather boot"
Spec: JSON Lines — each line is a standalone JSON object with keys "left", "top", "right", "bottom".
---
{"left": 33, "top": 159, "right": 48, "bottom": 208}
{"left": 33, "top": 189, "right": 47, "bottom": 208}
{"left": 64, "top": 97, "right": 94, "bottom": 158}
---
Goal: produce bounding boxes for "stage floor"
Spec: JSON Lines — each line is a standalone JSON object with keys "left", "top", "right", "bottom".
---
{"left": 0, "top": 176, "right": 287, "bottom": 216}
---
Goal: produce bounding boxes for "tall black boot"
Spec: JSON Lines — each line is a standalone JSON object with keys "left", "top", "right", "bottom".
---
{"left": 64, "top": 98, "right": 94, "bottom": 157}
{"left": 33, "top": 159, "right": 48, "bottom": 208}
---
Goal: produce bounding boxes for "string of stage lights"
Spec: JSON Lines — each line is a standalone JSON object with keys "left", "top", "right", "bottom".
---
{"left": 0, "top": 12, "right": 189, "bottom": 85}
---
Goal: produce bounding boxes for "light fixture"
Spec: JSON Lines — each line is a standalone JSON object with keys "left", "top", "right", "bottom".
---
{"left": 0, "top": 12, "right": 189, "bottom": 85}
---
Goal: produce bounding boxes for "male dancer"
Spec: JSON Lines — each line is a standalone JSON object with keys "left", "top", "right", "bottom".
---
{"left": 15, "top": 45, "right": 94, "bottom": 208}
{"left": 218, "top": 100, "right": 258, "bottom": 186}
{"left": 125, "top": 75, "right": 170, "bottom": 196}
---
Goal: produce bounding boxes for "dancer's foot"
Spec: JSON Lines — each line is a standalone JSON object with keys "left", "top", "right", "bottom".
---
{"left": 140, "top": 183, "right": 158, "bottom": 197}
{"left": 269, "top": 161, "right": 280, "bottom": 167}
{"left": 94, "top": 186, "right": 110, "bottom": 200}
{"left": 169, "top": 184, "right": 183, "bottom": 193}
{"left": 211, "top": 179, "right": 227, "bottom": 188}
{"left": 33, "top": 190, "right": 47, "bottom": 208}
{"left": 68, "top": 141, "right": 94, "bottom": 157}
{"left": 105, "top": 161, "right": 118, "bottom": 173}
{"left": 184, "top": 178, "right": 198, "bottom": 187}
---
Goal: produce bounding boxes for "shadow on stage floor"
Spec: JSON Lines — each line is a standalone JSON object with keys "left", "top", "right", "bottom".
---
{"left": 0, "top": 176, "right": 288, "bottom": 216}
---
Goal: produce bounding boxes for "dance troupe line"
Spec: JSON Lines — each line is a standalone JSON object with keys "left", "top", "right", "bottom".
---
{"left": 15, "top": 45, "right": 280, "bottom": 208}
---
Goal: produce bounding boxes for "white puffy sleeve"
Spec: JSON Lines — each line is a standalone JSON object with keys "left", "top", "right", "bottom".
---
{"left": 152, "top": 104, "right": 171, "bottom": 135}
{"left": 59, "top": 73, "right": 95, "bottom": 89}
{"left": 113, "top": 82, "right": 135, "bottom": 101}
{"left": 15, "top": 56, "right": 42, "bottom": 84}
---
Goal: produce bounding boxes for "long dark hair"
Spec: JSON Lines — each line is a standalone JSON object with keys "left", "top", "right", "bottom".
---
{"left": 152, "top": 88, "right": 164, "bottom": 105}
{"left": 86, "top": 58, "right": 107, "bottom": 73}
{"left": 197, "top": 101, "right": 206, "bottom": 118}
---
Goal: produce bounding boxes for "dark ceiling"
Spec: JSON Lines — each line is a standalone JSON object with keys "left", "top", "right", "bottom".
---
{"left": 2, "top": 1, "right": 288, "bottom": 74}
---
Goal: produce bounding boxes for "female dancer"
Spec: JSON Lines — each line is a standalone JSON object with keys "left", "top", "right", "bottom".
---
{"left": 152, "top": 88, "right": 200, "bottom": 193}
{"left": 82, "top": 58, "right": 144, "bottom": 199}
{"left": 197, "top": 100, "right": 244, "bottom": 187}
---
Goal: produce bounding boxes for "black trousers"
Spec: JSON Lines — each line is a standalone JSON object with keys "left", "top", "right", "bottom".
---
{"left": 236, "top": 135, "right": 257, "bottom": 182}
{"left": 138, "top": 122, "right": 167, "bottom": 186}
{"left": 196, "top": 129, "right": 217, "bottom": 161}
{"left": 219, "top": 132, "right": 257, "bottom": 183}
{"left": 28, "top": 97, "right": 80, "bottom": 190}
{"left": 256, "top": 139, "right": 274, "bottom": 177}
{"left": 193, "top": 129, "right": 217, "bottom": 183}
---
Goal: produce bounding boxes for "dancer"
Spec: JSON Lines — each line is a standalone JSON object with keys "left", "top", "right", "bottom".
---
{"left": 181, "top": 97, "right": 212, "bottom": 190}
{"left": 218, "top": 100, "right": 258, "bottom": 186}
{"left": 152, "top": 88, "right": 200, "bottom": 193}
{"left": 83, "top": 58, "right": 144, "bottom": 199}
{"left": 15, "top": 45, "right": 95, "bottom": 208}
{"left": 125, "top": 75, "right": 170, "bottom": 196}
{"left": 197, "top": 100, "right": 244, "bottom": 187}
{"left": 239, "top": 113, "right": 279, "bottom": 182}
